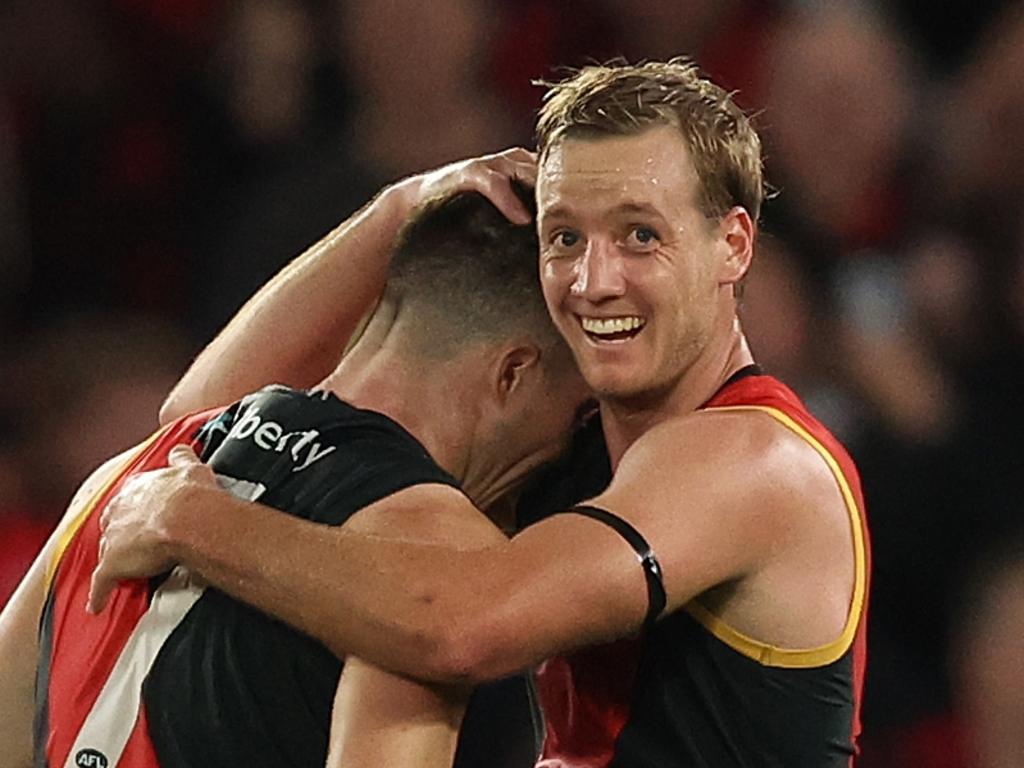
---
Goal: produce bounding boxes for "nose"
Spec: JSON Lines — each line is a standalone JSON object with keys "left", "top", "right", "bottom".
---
{"left": 570, "top": 239, "right": 626, "bottom": 301}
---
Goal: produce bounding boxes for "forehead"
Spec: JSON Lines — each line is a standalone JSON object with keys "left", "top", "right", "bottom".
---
{"left": 537, "top": 125, "right": 702, "bottom": 222}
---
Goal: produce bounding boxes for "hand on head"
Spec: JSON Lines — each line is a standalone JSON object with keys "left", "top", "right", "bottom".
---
{"left": 394, "top": 147, "right": 537, "bottom": 225}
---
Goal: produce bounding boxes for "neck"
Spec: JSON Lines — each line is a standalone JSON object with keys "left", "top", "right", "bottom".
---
{"left": 600, "top": 315, "right": 754, "bottom": 467}
{"left": 317, "top": 316, "right": 481, "bottom": 491}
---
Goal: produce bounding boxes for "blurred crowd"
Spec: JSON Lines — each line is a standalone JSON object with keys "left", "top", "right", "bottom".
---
{"left": 2, "top": 0, "right": 1023, "bottom": 765}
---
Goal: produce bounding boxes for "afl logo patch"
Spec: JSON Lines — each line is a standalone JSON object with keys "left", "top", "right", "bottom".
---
{"left": 75, "top": 749, "right": 109, "bottom": 768}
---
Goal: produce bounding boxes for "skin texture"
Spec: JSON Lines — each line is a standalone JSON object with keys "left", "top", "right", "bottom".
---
{"left": 537, "top": 127, "right": 759, "bottom": 462}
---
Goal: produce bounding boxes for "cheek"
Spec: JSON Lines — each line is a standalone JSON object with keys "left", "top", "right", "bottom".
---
{"left": 541, "top": 262, "right": 571, "bottom": 312}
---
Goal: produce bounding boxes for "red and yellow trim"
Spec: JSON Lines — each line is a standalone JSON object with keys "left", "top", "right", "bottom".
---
{"left": 44, "top": 426, "right": 171, "bottom": 591}
{"left": 684, "top": 405, "right": 868, "bottom": 669}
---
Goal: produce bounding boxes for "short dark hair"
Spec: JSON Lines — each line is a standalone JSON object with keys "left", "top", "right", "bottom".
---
{"left": 387, "top": 187, "right": 569, "bottom": 365}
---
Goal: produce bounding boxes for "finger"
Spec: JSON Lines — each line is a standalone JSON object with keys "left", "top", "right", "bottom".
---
{"left": 494, "top": 158, "right": 538, "bottom": 189}
{"left": 87, "top": 563, "right": 114, "bottom": 614}
{"left": 516, "top": 161, "right": 538, "bottom": 187}
{"left": 486, "top": 160, "right": 538, "bottom": 205}
{"left": 490, "top": 150, "right": 538, "bottom": 180}
{"left": 478, "top": 169, "right": 533, "bottom": 225}
{"left": 168, "top": 444, "right": 200, "bottom": 467}
{"left": 497, "top": 146, "right": 537, "bottom": 163}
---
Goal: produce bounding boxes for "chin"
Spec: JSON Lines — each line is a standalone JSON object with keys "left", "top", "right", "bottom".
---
{"left": 587, "top": 365, "right": 681, "bottom": 408}
{"left": 586, "top": 372, "right": 655, "bottom": 403}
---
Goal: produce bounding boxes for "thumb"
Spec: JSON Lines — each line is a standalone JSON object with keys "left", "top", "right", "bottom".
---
{"left": 168, "top": 444, "right": 200, "bottom": 467}
{"left": 87, "top": 563, "right": 114, "bottom": 615}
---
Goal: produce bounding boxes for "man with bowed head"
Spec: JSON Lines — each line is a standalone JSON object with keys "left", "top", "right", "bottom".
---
{"left": 0, "top": 166, "right": 590, "bottom": 768}
{"left": 91, "top": 60, "right": 870, "bottom": 767}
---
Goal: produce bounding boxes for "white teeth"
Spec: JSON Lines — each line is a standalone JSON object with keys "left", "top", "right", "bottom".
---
{"left": 580, "top": 316, "right": 646, "bottom": 335}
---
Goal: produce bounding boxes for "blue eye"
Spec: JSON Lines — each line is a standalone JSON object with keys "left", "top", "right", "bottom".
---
{"left": 555, "top": 231, "right": 580, "bottom": 248}
{"left": 625, "top": 226, "right": 659, "bottom": 249}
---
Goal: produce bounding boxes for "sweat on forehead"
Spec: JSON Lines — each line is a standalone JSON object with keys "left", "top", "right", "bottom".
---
{"left": 535, "top": 59, "right": 765, "bottom": 221}
{"left": 537, "top": 127, "right": 705, "bottom": 220}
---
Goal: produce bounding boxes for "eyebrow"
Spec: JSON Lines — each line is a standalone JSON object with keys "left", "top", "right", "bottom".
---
{"left": 610, "top": 201, "right": 663, "bottom": 218}
{"left": 540, "top": 200, "right": 665, "bottom": 223}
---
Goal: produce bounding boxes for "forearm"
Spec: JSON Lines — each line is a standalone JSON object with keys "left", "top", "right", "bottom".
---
{"left": 0, "top": 550, "right": 45, "bottom": 764}
{"left": 160, "top": 184, "right": 417, "bottom": 422}
{"left": 0, "top": 452, "right": 129, "bottom": 761}
{"left": 162, "top": 485, "right": 495, "bottom": 681}
{"left": 327, "top": 658, "right": 467, "bottom": 768}
{"left": 157, "top": 485, "right": 645, "bottom": 682}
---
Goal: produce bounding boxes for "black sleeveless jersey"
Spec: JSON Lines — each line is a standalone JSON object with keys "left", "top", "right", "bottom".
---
{"left": 519, "top": 372, "right": 870, "bottom": 768}
{"left": 38, "top": 384, "right": 544, "bottom": 768}
{"left": 144, "top": 386, "right": 460, "bottom": 767}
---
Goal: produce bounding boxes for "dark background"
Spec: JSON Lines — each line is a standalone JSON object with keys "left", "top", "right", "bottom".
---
{"left": 3, "top": 2, "right": 1024, "bottom": 765}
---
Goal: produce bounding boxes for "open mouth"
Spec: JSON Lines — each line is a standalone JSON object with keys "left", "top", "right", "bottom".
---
{"left": 579, "top": 315, "right": 646, "bottom": 343}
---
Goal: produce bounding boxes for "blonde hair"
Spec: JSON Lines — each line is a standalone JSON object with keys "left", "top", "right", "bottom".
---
{"left": 537, "top": 59, "right": 765, "bottom": 221}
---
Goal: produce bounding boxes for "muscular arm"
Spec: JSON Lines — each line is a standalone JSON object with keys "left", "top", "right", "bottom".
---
{"left": 160, "top": 149, "right": 537, "bottom": 424}
{"left": 92, "top": 410, "right": 838, "bottom": 684}
{"left": 159, "top": 192, "right": 403, "bottom": 423}
{"left": 0, "top": 449, "right": 133, "bottom": 763}
{"left": 91, "top": 448, "right": 643, "bottom": 681}
{"left": 327, "top": 659, "right": 468, "bottom": 768}
{"left": 0, "top": 546, "right": 50, "bottom": 765}
{"left": 324, "top": 488, "right": 498, "bottom": 768}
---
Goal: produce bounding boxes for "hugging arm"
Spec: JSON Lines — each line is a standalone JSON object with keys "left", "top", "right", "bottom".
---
{"left": 323, "top": 485, "right": 503, "bottom": 768}
{"left": 91, "top": 409, "right": 798, "bottom": 684}
{"left": 160, "top": 149, "right": 537, "bottom": 424}
{"left": 0, "top": 543, "right": 48, "bottom": 765}
{"left": 327, "top": 658, "right": 469, "bottom": 768}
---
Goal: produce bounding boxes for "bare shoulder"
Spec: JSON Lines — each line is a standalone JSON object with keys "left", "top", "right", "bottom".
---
{"left": 345, "top": 483, "right": 506, "bottom": 550}
{"left": 592, "top": 407, "right": 851, "bottom": 616}
{"left": 612, "top": 407, "right": 838, "bottom": 511}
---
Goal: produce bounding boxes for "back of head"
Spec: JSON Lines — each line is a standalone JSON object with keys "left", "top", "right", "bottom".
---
{"left": 386, "top": 186, "right": 570, "bottom": 369}
{"left": 536, "top": 58, "right": 765, "bottom": 222}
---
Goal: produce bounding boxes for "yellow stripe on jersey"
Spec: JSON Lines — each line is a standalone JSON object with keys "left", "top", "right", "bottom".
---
{"left": 684, "top": 405, "right": 868, "bottom": 669}
{"left": 45, "top": 425, "right": 173, "bottom": 592}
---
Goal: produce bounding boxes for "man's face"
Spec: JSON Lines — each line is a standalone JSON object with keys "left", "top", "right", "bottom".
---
{"left": 537, "top": 125, "right": 727, "bottom": 402}
{"left": 509, "top": 362, "right": 593, "bottom": 475}
{"left": 480, "top": 361, "right": 593, "bottom": 507}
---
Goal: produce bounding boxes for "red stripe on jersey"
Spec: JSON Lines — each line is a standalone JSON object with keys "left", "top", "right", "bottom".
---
{"left": 705, "top": 373, "right": 872, "bottom": 756}
{"left": 118, "top": 704, "right": 160, "bottom": 768}
{"left": 42, "top": 408, "right": 222, "bottom": 768}
{"left": 534, "top": 637, "right": 642, "bottom": 767}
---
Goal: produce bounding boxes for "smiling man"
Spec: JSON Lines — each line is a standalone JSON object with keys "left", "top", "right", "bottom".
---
{"left": 83, "top": 60, "right": 870, "bottom": 767}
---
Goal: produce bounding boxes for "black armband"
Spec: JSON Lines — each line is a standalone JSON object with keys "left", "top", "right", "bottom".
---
{"left": 566, "top": 504, "right": 667, "bottom": 630}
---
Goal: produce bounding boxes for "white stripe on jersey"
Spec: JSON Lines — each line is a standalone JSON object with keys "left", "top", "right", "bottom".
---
{"left": 63, "top": 474, "right": 265, "bottom": 768}
{"left": 63, "top": 568, "right": 204, "bottom": 768}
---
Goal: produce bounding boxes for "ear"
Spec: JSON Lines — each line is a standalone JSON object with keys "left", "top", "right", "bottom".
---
{"left": 716, "top": 206, "right": 756, "bottom": 285}
{"left": 492, "top": 343, "right": 542, "bottom": 407}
